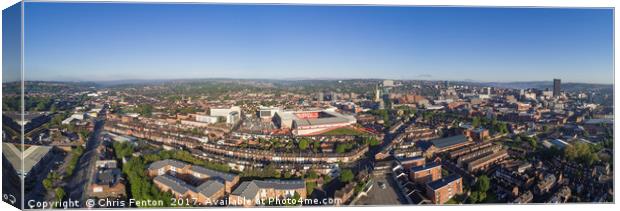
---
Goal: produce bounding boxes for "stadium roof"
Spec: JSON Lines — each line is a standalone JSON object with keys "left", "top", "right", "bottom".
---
{"left": 276, "top": 109, "right": 356, "bottom": 127}
{"left": 294, "top": 116, "right": 352, "bottom": 126}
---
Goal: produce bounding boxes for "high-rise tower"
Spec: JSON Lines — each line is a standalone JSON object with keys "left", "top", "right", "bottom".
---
{"left": 553, "top": 79, "right": 561, "bottom": 97}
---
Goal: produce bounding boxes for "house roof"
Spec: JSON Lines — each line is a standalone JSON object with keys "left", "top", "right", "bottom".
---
{"left": 231, "top": 181, "right": 260, "bottom": 199}
{"left": 147, "top": 159, "right": 238, "bottom": 182}
{"left": 192, "top": 165, "right": 238, "bottom": 182}
{"left": 430, "top": 135, "right": 469, "bottom": 149}
{"left": 426, "top": 174, "right": 462, "bottom": 190}
{"left": 196, "top": 180, "right": 225, "bottom": 197}
{"left": 410, "top": 162, "right": 441, "bottom": 173}
{"left": 154, "top": 174, "right": 191, "bottom": 195}
{"left": 231, "top": 179, "right": 305, "bottom": 199}
{"left": 148, "top": 159, "right": 188, "bottom": 170}
{"left": 94, "top": 168, "right": 122, "bottom": 186}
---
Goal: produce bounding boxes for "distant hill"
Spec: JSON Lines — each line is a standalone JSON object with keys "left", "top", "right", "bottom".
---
{"left": 14, "top": 79, "right": 612, "bottom": 92}
{"left": 477, "top": 81, "right": 612, "bottom": 92}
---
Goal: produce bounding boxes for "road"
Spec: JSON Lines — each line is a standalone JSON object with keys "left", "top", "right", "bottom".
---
{"left": 25, "top": 151, "right": 66, "bottom": 204}
{"left": 66, "top": 114, "right": 106, "bottom": 206}
{"left": 317, "top": 120, "right": 414, "bottom": 202}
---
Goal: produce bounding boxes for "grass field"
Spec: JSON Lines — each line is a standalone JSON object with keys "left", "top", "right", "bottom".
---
{"left": 321, "top": 127, "right": 368, "bottom": 136}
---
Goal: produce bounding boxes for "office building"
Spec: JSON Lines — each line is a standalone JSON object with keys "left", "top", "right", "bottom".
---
{"left": 553, "top": 79, "right": 561, "bottom": 97}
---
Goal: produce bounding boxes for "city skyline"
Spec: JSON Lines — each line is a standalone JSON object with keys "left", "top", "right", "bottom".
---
{"left": 2, "top": 77, "right": 616, "bottom": 86}
{"left": 3, "top": 3, "right": 615, "bottom": 83}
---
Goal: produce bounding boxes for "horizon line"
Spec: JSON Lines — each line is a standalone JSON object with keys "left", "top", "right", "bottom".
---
{"left": 2, "top": 77, "right": 614, "bottom": 85}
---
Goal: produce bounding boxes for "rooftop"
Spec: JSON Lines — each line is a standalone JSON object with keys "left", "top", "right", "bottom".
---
{"left": 399, "top": 156, "right": 425, "bottom": 163}
{"left": 2, "top": 143, "right": 52, "bottom": 175}
{"left": 191, "top": 165, "right": 238, "bottom": 182}
{"left": 426, "top": 174, "right": 462, "bottom": 190}
{"left": 153, "top": 174, "right": 191, "bottom": 194}
{"left": 196, "top": 180, "right": 225, "bottom": 197}
{"left": 148, "top": 159, "right": 238, "bottom": 182}
{"left": 231, "top": 179, "right": 305, "bottom": 199}
{"left": 410, "top": 162, "right": 441, "bottom": 173}
{"left": 430, "top": 135, "right": 470, "bottom": 149}
{"left": 94, "top": 168, "right": 122, "bottom": 186}
{"left": 148, "top": 159, "right": 188, "bottom": 170}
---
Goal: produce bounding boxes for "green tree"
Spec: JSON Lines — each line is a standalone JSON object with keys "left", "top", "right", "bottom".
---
{"left": 306, "top": 171, "right": 319, "bottom": 179}
{"left": 78, "top": 129, "right": 91, "bottom": 141}
{"left": 469, "top": 191, "right": 480, "bottom": 203}
{"left": 51, "top": 114, "right": 65, "bottom": 126}
{"left": 137, "top": 104, "right": 154, "bottom": 117}
{"left": 54, "top": 187, "right": 66, "bottom": 200}
{"left": 528, "top": 138, "right": 537, "bottom": 149}
{"left": 312, "top": 141, "right": 320, "bottom": 152}
{"left": 365, "top": 137, "right": 381, "bottom": 146}
{"left": 284, "top": 171, "right": 292, "bottom": 179}
{"left": 306, "top": 182, "right": 317, "bottom": 196}
{"left": 469, "top": 175, "right": 491, "bottom": 203}
{"left": 336, "top": 144, "right": 346, "bottom": 153}
{"left": 472, "top": 117, "right": 481, "bottom": 128}
{"left": 514, "top": 136, "right": 522, "bottom": 143}
{"left": 564, "top": 142, "right": 600, "bottom": 166}
{"left": 43, "top": 178, "right": 53, "bottom": 191}
{"left": 339, "top": 169, "right": 354, "bottom": 183}
{"left": 476, "top": 175, "right": 491, "bottom": 193}
{"left": 298, "top": 138, "right": 309, "bottom": 151}
{"left": 36, "top": 101, "right": 47, "bottom": 111}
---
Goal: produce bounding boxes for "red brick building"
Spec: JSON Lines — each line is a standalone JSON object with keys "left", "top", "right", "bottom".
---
{"left": 409, "top": 162, "right": 442, "bottom": 184}
{"left": 425, "top": 174, "right": 463, "bottom": 204}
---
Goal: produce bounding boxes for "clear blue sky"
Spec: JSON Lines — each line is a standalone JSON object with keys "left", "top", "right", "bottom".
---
{"left": 15, "top": 3, "right": 615, "bottom": 83}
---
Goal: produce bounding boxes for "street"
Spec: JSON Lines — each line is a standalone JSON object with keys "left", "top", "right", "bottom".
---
{"left": 66, "top": 114, "right": 106, "bottom": 206}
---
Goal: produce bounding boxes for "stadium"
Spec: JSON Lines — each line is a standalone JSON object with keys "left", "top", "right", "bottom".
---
{"left": 272, "top": 109, "right": 357, "bottom": 136}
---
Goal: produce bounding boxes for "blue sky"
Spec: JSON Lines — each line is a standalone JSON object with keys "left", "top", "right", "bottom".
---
{"left": 2, "top": 2, "right": 21, "bottom": 83}
{"left": 13, "top": 3, "right": 615, "bottom": 83}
